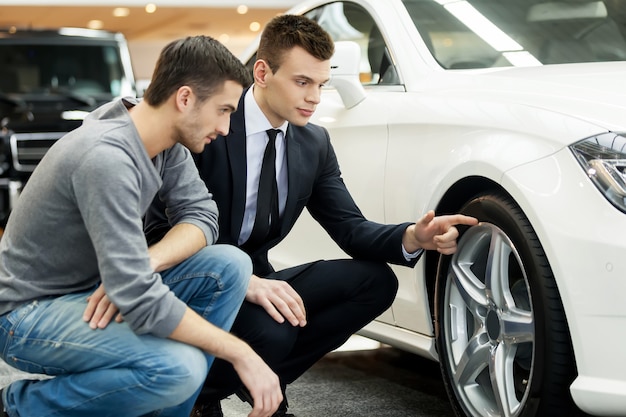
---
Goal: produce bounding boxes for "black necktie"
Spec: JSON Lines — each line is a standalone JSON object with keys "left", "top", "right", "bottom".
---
{"left": 246, "top": 129, "right": 280, "bottom": 249}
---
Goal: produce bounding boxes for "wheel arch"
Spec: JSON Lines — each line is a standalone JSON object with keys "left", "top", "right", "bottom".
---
{"left": 423, "top": 175, "right": 508, "bottom": 318}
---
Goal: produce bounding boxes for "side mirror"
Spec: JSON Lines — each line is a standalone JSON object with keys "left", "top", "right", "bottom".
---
{"left": 328, "top": 41, "right": 366, "bottom": 109}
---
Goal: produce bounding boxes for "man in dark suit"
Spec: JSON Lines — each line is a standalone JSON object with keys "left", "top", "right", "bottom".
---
{"left": 146, "top": 14, "right": 477, "bottom": 417}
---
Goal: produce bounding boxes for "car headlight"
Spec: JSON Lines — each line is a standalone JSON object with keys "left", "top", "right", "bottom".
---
{"left": 570, "top": 132, "right": 626, "bottom": 213}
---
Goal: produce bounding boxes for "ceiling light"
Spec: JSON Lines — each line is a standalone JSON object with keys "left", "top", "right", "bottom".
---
{"left": 113, "top": 8, "right": 130, "bottom": 18}
{"left": 249, "top": 21, "right": 261, "bottom": 32}
{"left": 237, "top": 5, "right": 248, "bottom": 15}
{"left": 87, "top": 20, "right": 104, "bottom": 30}
{"left": 145, "top": 4, "right": 157, "bottom": 14}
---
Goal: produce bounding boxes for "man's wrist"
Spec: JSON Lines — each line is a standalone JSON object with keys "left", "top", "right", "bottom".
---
{"left": 402, "top": 244, "right": 423, "bottom": 261}
{"left": 402, "top": 224, "right": 421, "bottom": 253}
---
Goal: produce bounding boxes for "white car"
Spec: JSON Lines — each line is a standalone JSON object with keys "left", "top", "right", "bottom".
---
{"left": 241, "top": 0, "right": 626, "bottom": 416}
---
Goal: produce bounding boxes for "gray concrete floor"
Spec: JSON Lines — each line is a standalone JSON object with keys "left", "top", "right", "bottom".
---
{"left": 221, "top": 335, "right": 454, "bottom": 416}
{"left": 0, "top": 336, "right": 454, "bottom": 416}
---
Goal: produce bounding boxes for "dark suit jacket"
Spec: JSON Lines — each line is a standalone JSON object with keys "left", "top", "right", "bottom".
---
{"left": 185, "top": 92, "right": 418, "bottom": 276}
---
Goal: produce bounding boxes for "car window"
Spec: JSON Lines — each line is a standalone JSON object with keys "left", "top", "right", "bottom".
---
{"left": 403, "top": 0, "right": 626, "bottom": 68}
{"left": 0, "top": 42, "right": 126, "bottom": 96}
{"left": 305, "top": 2, "right": 400, "bottom": 85}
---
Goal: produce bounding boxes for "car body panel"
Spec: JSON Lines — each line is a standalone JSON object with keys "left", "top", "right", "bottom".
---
{"left": 249, "top": 0, "right": 626, "bottom": 414}
{"left": 503, "top": 149, "right": 626, "bottom": 414}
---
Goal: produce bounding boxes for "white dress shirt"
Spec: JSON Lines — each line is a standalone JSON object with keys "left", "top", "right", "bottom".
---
{"left": 239, "top": 88, "right": 289, "bottom": 245}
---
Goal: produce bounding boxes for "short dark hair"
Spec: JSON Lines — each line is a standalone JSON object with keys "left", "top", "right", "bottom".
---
{"left": 143, "top": 36, "right": 251, "bottom": 106}
{"left": 257, "top": 15, "right": 334, "bottom": 73}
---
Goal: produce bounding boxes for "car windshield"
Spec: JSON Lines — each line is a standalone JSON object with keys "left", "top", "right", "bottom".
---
{"left": 0, "top": 42, "right": 127, "bottom": 97}
{"left": 403, "top": 0, "right": 626, "bottom": 68}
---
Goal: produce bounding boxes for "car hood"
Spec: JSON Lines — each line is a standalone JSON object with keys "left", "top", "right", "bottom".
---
{"left": 428, "top": 62, "right": 626, "bottom": 134}
{"left": 1, "top": 92, "right": 111, "bottom": 133}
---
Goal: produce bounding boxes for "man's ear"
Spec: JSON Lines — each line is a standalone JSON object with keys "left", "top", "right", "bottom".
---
{"left": 175, "top": 86, "right": 194, "bottom": 111}
{"left": 253, "top": 60, "right": 271, "bottom": 87}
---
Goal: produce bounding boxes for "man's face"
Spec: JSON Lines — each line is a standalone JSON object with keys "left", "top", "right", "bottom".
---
{"left": 257, "top": 46, "right": 331, "bottom": 127}
{"left": 176, "top": 80, "right": 243, "bottom": 153}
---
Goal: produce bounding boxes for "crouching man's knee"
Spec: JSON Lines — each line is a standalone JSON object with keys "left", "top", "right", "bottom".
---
{"left": 196, "top": 244, "right": 252, "bottom": 298}
{"left": 142, "top": 342, "right": 208, "bottom": 409}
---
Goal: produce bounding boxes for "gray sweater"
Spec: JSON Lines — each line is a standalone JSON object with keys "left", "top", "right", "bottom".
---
{"left": 0, "top": 98, "right": 219, "bottom": 338}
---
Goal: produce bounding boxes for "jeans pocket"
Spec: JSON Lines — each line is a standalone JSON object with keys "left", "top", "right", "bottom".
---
{"left": 0, "top": 301, "right": 37, "bottom": 357}
{"left": 0, "top": 301, "right": 65, "bottom": 375}
{"left": 6, "top": 354, "right": 65, "bottom": 375}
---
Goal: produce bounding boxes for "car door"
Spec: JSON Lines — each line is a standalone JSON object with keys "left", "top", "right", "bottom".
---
{"left": 271, "top": 1, "right": 427, "bottom": 329}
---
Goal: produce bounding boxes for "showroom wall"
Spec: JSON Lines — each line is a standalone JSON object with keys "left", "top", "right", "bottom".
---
{"left": 128, "top": 37, "right": 258, "bottom": 81}
{"left": 0, "top": 1, "right": 298, "bottom": 80}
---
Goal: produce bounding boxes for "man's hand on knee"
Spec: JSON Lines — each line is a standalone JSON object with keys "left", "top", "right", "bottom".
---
{"left": 83, "top": 284, "right": 123, "bottom": 329}
{"left": 246, "top": 275, "right": 307, "bottom": 327}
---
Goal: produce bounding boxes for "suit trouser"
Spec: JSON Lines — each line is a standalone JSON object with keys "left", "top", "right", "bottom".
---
{"left": 199, "top": 258, "right": 399, "bottom": 402}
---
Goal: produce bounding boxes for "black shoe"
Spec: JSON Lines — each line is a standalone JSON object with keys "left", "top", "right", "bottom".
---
{"left": 235, "top": 387, "right": 295, "bottom": 417}
{"left": 0, "top": 388, "right": 7, "bottom": 417}
{"left": 273, "top": 399, "right": 295, "bottom": 417}
{"left": 189, "top": 401, "right": 223, "bottom": 417}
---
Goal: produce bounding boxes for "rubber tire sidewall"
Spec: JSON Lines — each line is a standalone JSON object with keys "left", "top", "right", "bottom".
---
{"left": 434, "top": 192, "right": 580, "bottom": 417}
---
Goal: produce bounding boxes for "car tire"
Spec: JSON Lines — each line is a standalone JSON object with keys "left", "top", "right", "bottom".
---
{"left": 434, "top": 192, "right": 585, "bottom": 417}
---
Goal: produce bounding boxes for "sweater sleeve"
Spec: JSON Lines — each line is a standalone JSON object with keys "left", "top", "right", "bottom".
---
{"left": 154, "top": 144, "right": 219, "bottom": 245}
{"left": 72, "top": 145, "right": 187, "bottom": 337}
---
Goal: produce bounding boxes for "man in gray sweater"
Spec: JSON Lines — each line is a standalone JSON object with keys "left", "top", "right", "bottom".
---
{"left": 0, "top": 36, "right": 282, "bottom": 417}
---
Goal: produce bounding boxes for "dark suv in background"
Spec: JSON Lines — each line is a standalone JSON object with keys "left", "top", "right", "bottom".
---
{"left": 0, "top": 27, "right": 137, "bottom": 225}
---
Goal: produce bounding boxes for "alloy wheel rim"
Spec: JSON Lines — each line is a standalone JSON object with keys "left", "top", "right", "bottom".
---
{"left": 443, "top": 223, "right": 535, "bottom": 417}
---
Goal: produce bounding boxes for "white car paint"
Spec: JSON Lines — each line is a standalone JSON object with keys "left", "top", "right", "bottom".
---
{"left": 244, "top": 0, "right": 626, "bottom": 415}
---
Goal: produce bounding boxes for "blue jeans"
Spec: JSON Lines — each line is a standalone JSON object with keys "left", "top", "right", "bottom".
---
{"left": 0, "top": 244, "right": 251, "bottom": 417}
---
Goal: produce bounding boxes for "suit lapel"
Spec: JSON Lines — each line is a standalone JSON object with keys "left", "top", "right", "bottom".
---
{"left": 225, "top": 95, "right": 248, "bottom": 240}
{"left": 281, "top": 125, "right": 301, "bottom": 236}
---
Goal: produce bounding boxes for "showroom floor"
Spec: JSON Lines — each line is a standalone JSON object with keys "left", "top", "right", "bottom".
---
{"left": 0, "top": 336, "right": 455, "bottom": 416}
{"left": 217, "top": 336, "right": 454, "bottom": 417}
